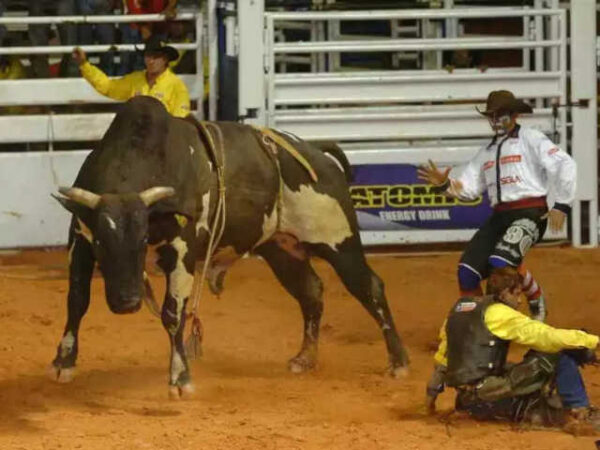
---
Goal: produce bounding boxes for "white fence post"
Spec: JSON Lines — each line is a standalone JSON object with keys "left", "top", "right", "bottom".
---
{"left": 570, "top": 0, "right": 598, "bottom": 247}
{"left": 237, "top": 0, "right": 265, "bottom": 125}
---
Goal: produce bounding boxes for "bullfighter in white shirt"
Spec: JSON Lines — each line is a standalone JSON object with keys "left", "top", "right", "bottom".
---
{"left": 418, "top": 90, "right": 576, "bottom": 322}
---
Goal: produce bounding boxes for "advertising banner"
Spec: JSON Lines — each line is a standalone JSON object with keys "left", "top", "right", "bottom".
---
{"left": 351, "top": 164, "right": 492, "bottom": 231}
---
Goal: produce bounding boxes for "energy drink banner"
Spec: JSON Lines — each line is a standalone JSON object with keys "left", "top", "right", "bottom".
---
{"left": 350, "top": 164, "right": 492, "bottom": 231}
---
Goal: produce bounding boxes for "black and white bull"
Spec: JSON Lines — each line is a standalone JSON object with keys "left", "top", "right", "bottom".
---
{"left": 51, "top": 96, "right": 409, "bottom": 396}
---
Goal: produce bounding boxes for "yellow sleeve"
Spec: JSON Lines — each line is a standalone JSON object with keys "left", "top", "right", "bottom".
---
{"left": 434, "top": 319, "right": 448, "bottom": 367}
{"left": 80, "top": 61, "right": 134, "bottom": 101}
{"left": 485, "top": 303, "right": 599, "bottom": 353}
{"left": 169, "top": 78, "right": 191, "bottom": 118}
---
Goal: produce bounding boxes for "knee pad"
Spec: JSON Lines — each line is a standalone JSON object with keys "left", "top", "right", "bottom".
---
{"left": 458, "top": 263, "right": 481, "bottom": 292}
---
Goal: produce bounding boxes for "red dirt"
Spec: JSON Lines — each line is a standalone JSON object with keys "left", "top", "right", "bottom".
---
{"left": 0, "top": 247, "right": 599, "bottom": 449}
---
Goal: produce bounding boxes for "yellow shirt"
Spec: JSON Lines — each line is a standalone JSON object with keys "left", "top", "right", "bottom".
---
{"left": 434, "top": 302, "right": 599, "bottom": 367}
{"left": 80, "top": 61, "right": 191, "bottom": 118}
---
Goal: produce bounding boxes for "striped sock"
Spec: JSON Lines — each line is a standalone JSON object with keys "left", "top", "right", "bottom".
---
{"left": 519, "top": 266, "right": 542, "bottom": 301}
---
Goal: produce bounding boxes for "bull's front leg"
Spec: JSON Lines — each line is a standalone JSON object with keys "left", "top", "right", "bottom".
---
{"left": 50, "top": 234, "right": 95, "bottom": 382}
{"left": 157, "top": 235, "right": 196, "bottom": 399}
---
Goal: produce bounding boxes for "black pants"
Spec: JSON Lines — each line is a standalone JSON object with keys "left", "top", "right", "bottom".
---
{"left": 460, "top": 207, "right": 548, "bottom": 280}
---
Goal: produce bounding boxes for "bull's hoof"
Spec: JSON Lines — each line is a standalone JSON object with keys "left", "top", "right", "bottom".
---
{"left": 389, "top": 365, "right": 409, "bottom": 379}
{"left": 208, "top": 270, "right": 226, "bottom": 296}
{"left": 168, "top": 382, "right": 195, "bottom": 400}
{"left": 287, "top": 355, "right": 317, "bottom": 374}
{"left": 48, "top": 364, "right": 76, "bottom": 383}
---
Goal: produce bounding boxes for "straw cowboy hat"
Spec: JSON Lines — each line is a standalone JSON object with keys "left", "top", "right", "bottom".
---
{"left": 476, "top": 90, "right": 533, "bottom": 116}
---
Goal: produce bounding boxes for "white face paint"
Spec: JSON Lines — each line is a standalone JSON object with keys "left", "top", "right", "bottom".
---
{"left": 280, "top": 184, "right": 353, "bottom": 251}
{"left": 488, "top": 113, "right": 513, "bottom": 136}
{"left": 195, "top": 192, "right": 211, "bottom": 236}
{"left": 75, "top": 218, "right": 93, "bottom": 243}
{"left": 168, "top": 237, "right": 194, "bottom": 320}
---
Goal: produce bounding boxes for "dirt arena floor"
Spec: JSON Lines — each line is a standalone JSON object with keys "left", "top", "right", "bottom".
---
{"left": 0, "top": 246, "right": 599, "bottom": 450}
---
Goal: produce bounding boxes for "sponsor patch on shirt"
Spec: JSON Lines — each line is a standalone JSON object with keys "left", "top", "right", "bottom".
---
{"left": 455, "top": 301, "right": 477, "bottom": 312}
{"left": 483, "top": 160, "right": 495, "bottom": 171}
{"left": 500, "top": 155, "right": 522, "bottom": 165}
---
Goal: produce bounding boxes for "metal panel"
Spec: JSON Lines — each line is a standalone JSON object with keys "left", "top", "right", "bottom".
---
{"left": 274, "top": 71, "right": 562, "bottom": 106}
{"left": 360, "top": 229, "right": 476, "bottom": 246}
{"left": 0, "top": 76, "right": 203, "bottom": 106}
{"left": 274, "top": 107, "right": 554, "bottom": 141}
{"left": 570, "top": 0, "right": 598, "bottom": 246}
{"left": 273, "top": 37, "right": 560, "bottom": 54}
{"left": 0, "top": 151, "right": 89, "bottom": 248}
{"left": 237, "top": 0, "right": 265, "bottom": 123}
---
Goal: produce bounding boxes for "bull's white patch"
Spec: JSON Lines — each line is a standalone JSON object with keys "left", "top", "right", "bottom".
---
{"left": 104, "top": 215, "right": 117, "bottom": 231}
{"left": 169, "top": 237, "right": 194, "bottom": 321}
{"left": 253, "top": 204, "right": 278, "bottom": 248}
{"left": 195, "top": 192, "right": 211, "bottom": 235}
{"left": 171, "top": 350, "right": 186, "bottom": 383}
{"left": 67, "top": 241, "right": 75, "bottom": 265}
{"left": 324, "top": 153, "right": 345, "bottom": 174}
{"left": 75, "top": 218, "right": 93, "bottom": 243}
{"left": 280, "top": 184, "right": 352, "bottom": 250}
{"left": 60, "top": 331, "right": 75, "bottom": 358}
{"left": 189, "top": 145, "right": 195, "bottom": 155}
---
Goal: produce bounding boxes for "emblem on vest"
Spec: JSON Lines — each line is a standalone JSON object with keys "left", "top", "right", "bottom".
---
{"left": 455, "top": 301, "right": 477, "bottom": 312}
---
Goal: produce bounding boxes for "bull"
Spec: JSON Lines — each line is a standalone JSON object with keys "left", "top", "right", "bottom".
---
{"left": 51, "top": 96, "right": 409, "bottom": 397}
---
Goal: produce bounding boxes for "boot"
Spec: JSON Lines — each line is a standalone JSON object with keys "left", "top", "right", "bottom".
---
{"left": 563, "top": 406, "right": 600, "bottom": 436}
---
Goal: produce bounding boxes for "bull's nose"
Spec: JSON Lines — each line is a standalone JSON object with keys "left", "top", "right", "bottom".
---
{"left": 113, "top": 296, "right": 142, "bottom": 314}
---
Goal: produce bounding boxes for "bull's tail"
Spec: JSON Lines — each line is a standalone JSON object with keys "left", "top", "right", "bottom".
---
{"left": 312, "top": 141, "right": 354, "bottom": 183}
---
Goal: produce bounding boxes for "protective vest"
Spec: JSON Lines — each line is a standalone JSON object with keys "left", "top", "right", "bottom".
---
{"left": 445, "top": 296, "right": 510, "bottom": 387}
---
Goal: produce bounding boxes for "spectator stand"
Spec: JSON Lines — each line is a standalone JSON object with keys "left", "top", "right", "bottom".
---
{"left": 0, "top": 12, "right": 205, "bottom": 248}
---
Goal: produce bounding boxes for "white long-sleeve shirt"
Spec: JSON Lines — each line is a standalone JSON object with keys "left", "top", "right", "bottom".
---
{"left": 449, "top": 125, "right": 576, "bottom": 210}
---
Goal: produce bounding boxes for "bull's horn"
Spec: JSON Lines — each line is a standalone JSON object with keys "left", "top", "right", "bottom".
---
{"left": 139, "top": 186, "right": 175, "bottom": 207}
{"left": 58, "top": 186, "right": 101, "bottom": 210}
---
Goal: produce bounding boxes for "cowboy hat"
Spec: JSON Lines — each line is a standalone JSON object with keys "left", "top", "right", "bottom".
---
{"left": 476, "top": 90, "right": 533, "bottom": 116}
{"left": 140, "top": 35, "right": 179, "bottom": 62}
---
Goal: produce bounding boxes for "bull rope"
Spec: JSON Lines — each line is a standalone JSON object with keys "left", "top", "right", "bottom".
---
{"left": 184, "top": 122, "right": 227, "bottom": 360}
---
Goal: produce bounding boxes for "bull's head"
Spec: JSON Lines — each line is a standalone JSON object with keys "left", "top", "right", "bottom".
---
{"left": 54, "top": 186, "right": 174, "bottom": 314}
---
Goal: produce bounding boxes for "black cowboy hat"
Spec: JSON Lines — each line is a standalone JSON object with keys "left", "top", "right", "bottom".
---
{"left": 140, "top": 35, "right": 179, "bottom": 62}
{"left": 476, "top": 90, "right": 533, "bottom": 116}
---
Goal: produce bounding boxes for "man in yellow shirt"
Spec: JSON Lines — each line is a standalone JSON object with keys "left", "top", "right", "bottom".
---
{"left": 426, "top": 267, "right": 599, "bottom": 433}
{"left": 72, "top": 36, "right": 190, "bottom": 118}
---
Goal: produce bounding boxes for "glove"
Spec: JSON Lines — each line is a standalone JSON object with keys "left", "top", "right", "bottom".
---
{"left": 528, "top": 296, "right": 547, "bottom": 322}
{"left": 425, "top": 363, "right": 447, "bottom": 415}
{"left": 564, "top": 348, "right": 598, "bottom": 367}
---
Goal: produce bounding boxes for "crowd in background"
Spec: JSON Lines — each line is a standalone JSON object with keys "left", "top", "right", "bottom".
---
{"left": 0, "top": 0, "right": 200, "bottom": 81}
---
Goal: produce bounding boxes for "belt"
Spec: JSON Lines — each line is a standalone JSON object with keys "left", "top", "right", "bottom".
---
{"left": 494, "top": 196, "right": 547, "bottom": 212}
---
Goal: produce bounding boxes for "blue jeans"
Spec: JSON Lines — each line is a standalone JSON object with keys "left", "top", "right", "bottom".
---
{"left": 77, "top": 0, "right": 116, "bottom": 75}
{"left": 556, "top": 353, "right": 590, "bottom": 409}
{"left": 119, "top": 25, "right": 144, "bottom": 75}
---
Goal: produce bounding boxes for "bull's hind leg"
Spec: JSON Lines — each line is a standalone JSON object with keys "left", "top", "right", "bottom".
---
{"left": 313, "top": 239, "right": 409, "bottom": 376}
{"left": 255, "top": 240, "right": 323, "bottom": 373}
